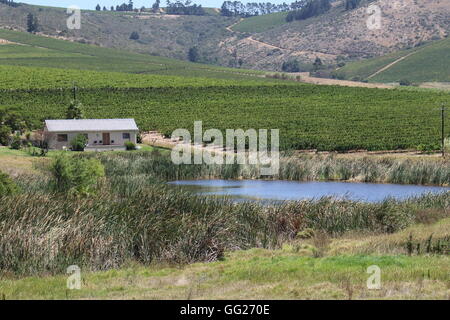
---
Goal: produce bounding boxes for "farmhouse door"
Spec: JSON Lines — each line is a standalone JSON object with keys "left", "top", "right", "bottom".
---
{"left": 103, "top": 133, "right": 110, "bottom": 145}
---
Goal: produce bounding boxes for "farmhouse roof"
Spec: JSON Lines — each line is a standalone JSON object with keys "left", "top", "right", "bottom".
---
{"left": 45, "top": 119, "right": 139, "bottom": 132}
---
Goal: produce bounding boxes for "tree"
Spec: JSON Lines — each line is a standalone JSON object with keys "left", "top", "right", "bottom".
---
{"left": 282, "top": 59, "right": 301, "bottom": 72}
{"left": 129, "top": 31, "right": 140, "bottom": 40}
{"left": 26, "top": 13, "right": 38, "bottom": 33}
{"left": 152, "top": 0, "right": 160, "bottom": 12}
{"left": 95, "top": 4, "right": 101, "bottom": 10}
{"left": 111, "top": 6, "right": 115, "bottom": 10}
{"left": 313, "top": 57, "right": 323, "bottom": 70}
{"left": 286, "top": 0, "right": 331, "bottom": 22}
{"left": 51, "top": 154, "right": 105, "bottom": 195}
{"left": 10, "top": 134, "right": 22, "bottom": 150}
{"left": 188, "top": 47, "right": 199, "bottom": 62}
{"left": 0, "top": 170, "right": 19, "bottom": 196}
{"left": 66, "top": 101, "right": 84, "bottom": 119}
{"left": 103, "top": 6, "right": 107, "bottom": 11}
{"left": 0, "top": 125, "right": 11, "bottom": 146}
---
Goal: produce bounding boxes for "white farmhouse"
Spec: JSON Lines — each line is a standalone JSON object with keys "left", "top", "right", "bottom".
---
{"left": 44, "top": 119, "right": 139, "bottom": 151}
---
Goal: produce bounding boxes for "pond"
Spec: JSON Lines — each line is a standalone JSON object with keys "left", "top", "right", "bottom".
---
{"left": 169, "top": 179, "right": 450, "bottom": 203}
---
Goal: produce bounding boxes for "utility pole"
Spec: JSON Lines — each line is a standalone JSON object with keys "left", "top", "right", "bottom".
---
{"left": 72, "top": 82, "right": 77, "bottom": 101}
{"left": 441, "top": 105, "right": 446, "bottom": 158}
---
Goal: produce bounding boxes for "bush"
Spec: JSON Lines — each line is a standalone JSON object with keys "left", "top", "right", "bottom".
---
{"left": 125, "top": 141, "right": 137, "bottom": 151}
{"left": 281, "top": 59, "right": 300, "bottom": 73}
{"left": 129, "top": 31, "right": 140, "bottom": 40}
{"left": 10, "top": 134, "right": 22, "bottom": 150}
{"left": 0, "top": 170, "right": 19, "bottom": 196}
{"left": 51, "top": 154, "right": 105, "bottom": 195}
{"left": 70, "top": 134, "right": 88, "bottom": 151}
{"left": 0, "top": 125, "right": 11, "bottom": 146}
{"left": 399, "top": 79, "right": 412, "bottom": 86}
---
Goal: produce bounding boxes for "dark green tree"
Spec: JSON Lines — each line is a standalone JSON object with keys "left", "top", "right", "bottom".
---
{"left": 95, "top": 4, "right": 101, "bottom": 10}
{"left": 26, "top": 13, "right": 38, "bottom": 33}
{"left": 188, "top": 47, "right": 200, "bottom": 62}
{"left": 282, "top": 59, "right": 301, "bottom": 72}
{"left": 313, "top": 57, "right": 323, "bottom": 70}
{"left": 152, "top": 0, "right": 160, "bottom": 12}
{"left": 129, "top": 31, "right": 140, "bottom": 40}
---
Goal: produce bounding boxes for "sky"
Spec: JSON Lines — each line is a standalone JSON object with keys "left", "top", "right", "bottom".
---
{"left": 21, "top": 0, "right": 291, "bottom": 10}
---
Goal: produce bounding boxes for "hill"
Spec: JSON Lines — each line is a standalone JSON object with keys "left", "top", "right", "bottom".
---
{"left": 336, "top": 37, "right": 450, "bottom": 83}
{"left": 0, "top": 28, "right": 267, "bottom": 81}
{"left": 221, "top": 0, "right": 450, "bottom": 71}
{"left": 1, "top": 0, "right": 449, "bottom": 75}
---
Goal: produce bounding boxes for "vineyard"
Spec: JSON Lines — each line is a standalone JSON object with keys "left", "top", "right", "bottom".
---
{"left": 2, "top": 85, "right": 448, "bottom": 151}
{"left": 0, "top": 29, "right": 267, "bottom": 81}
{"left": 0, "top": 64, "right": 274, "bottom": 89}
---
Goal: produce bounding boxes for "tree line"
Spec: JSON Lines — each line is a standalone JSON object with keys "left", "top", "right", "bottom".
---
{"left": 95, "top": 0, "right": 204, "bottom": 15}
{"left": 165, "top": 1, "right": 205, "bottom": 15}
{"left": 220, "top": 1, "right": 306, "bottom": 17}
{"left": 286, "top": 0, "right": 331, "bottom": 22}
{"left": 0, "top": 0, "right": 19, "bottom": 7}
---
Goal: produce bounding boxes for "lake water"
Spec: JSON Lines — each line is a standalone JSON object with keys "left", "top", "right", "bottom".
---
{"left": 169, "top": 179, "right": 450, "bottom": 203}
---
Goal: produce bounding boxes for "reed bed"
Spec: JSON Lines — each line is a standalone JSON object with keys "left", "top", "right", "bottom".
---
{"left": 1, "top": 151, "right": 449, "bottom": 276}
{"left": 90, "top": 151, "right": 450, "bottom": 186}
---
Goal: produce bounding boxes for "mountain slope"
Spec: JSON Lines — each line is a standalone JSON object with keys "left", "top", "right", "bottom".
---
{"left": 0, "top": 28, "right": 268, "bottom": 81}
{"left": 222, "top": 0, "right": 450, "bottom": 70}
{"left": 1, "top": 0, "right": 449, "bottom": 76}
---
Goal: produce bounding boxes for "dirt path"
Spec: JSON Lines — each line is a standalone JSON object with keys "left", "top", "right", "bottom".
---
{"left": 296, "top": 72, "right": 394, "bottom": 89}
{"left": 246, "top": 37, "right": 336, "bottom": 60}
{"left": 366, "top": 50, "right": 421, "bottom": 79}
{"left": 225, "top": 18, "right": 244, "bottom": 32}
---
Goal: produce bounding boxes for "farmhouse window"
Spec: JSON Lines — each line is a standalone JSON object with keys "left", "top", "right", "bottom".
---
{"left": 123, "top": 133, "right": 130, "bottom": 140}
{"left": 57, "top": 134, "right": 68, "bottom": 142}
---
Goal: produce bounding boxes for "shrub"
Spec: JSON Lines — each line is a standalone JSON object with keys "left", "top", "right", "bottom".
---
{"left": 51, "top": 154, "right": 105, "bottom": 195}
{"left": 125, "top": 141, "right": 137, "bottom": 151}
{"left": 281, "top": 59, "right": 300, "bottom": 73}
{"left": 70, "top": 134, "right": 88, "bottom": 151}
{"left": 399, "top": 79, "right": 412, "bottom": 86}
{"left": 129, "top": 31, "right": 140, "bottom": 40}
{"left": 0, "top": 125, "right": 11, "bottom": 146}
{"left": 10, "top": 134, "right": 22, "bottom": 150}
{"left": 0, "top": 170, "right": 19, "bottom": 196}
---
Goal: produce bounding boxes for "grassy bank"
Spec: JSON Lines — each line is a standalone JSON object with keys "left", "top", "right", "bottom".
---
{"left": 1, "top": 219, "right": 449, "bottom": 299}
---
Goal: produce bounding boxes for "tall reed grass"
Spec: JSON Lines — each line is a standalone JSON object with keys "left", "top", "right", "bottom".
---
{"left": 90, "top": 151, "right": 450, "bottom": 186}
{"left": 1, "top": 151, "right": 449, "bottom": 276}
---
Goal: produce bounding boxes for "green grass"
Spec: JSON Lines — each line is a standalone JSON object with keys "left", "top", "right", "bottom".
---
{"left": 232, "top": 12, "right": 289, "bottom": 33}
{"left": 338, "top": 38, "right": 450, "bottom": 83}
{"left": 1, "top": 252, "right": 448, "bottom": 299}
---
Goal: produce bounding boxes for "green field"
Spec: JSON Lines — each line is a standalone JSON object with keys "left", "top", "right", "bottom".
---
{"left": 337, "top": 38, "right": 450, "bottom": 83}
{"left": 231, "top": 12, "right": 289, "bottom": 33}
